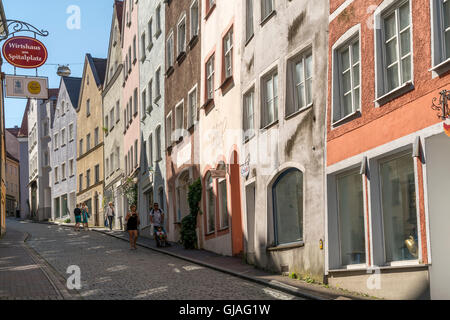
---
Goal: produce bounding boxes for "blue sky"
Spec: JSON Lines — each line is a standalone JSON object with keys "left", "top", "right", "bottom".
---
{"left": 3, "top": 0, "right": 113, "bottom": 128}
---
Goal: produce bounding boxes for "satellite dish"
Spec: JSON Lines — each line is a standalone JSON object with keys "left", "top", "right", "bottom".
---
{"left": 57, "top": 65, "right": 71, "bottom": 77}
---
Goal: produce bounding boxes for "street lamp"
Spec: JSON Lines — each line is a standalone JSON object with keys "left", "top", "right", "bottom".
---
{"left": 431, "top": 89, "right": 450, "bottom": 120}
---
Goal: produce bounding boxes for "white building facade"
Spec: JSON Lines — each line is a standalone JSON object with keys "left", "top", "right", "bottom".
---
{"left": 50, "top": 77, "right": 81, "bottom": 222}
{"left": 137, "top": 0, "right": 167, "bottom": 236}
{"left": 27, "top": 89, "right": 59, "bottom": 221}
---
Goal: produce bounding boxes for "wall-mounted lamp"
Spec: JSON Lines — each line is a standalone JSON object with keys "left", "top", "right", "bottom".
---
{"left": 431, "top": 90, "right": 450, "bottom": 120}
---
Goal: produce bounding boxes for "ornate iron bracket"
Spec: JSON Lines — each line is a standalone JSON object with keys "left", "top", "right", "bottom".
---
{"left": 0, "top": 19, "right": 49, "bottom": 40}
{"left": 431, "top": 90, "right": 450, "bottom": 120}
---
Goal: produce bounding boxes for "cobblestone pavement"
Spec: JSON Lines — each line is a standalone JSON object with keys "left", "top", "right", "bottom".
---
{"left": 0, "top": 225, "right": 62, "bottom": 300}
{"left": 5, "top": 219, "right": 302, "bottom": 300}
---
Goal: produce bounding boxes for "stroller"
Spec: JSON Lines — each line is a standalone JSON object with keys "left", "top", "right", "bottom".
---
{"left": 155, "top": 226, "right": 168, "bottom": 248}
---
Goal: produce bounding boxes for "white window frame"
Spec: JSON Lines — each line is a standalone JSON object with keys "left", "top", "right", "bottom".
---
{"left": 148, "top": 18, "right": 154, "bottom": 50}
{"left": 223, "top": 28, "right": 234, "bottom": 79}
{"left": 166, "top": 112, "right": 173, "bottom": 146}
{"left": 69, "top": 123, "right": 74, "bottom": 141}
{"left": 177, "top": 13, "right": 187, "bottom": 56}
{"left": 155, "top": 67, "right": 161, "bottom": 99}
{"left": 261, "top": 68, "right": 279, "bottom": 128}
{"left": 246, "top": 0, "right": 254, "bottom": 42}
{"left": 261, "top": 0, "right": 274, "bottom": 22}
{"left": 167, "top": 31, "right": 174, "bottom": 69}
{"left": 190, "top": 0, "right": 199, "bottom": 39}
{"left": 243, "top": 87, "right": 255, "bottom": 141}
{"left": 188, "top": 84, "right": 198, "bottom": 128}
{"left": 374, "top": 0, "right": 413, "bottom": 102}
{"left": 218, "top": 178, "right": 229, "bottom": 229}
{"left": 206, "top": 55, "right": 215, "bottom": 101}
{"left": 332, "top": 26, "right": 361, "bottom": 125}
{"left": 287, "top": 48, "right": 313, "bottom": 117}
{"left": 175, "top": 100, "right": 184, "bottom": 140}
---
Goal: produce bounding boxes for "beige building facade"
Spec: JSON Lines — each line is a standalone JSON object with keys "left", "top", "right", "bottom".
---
{"left": 76, "top": 54, "right": 107, "bottom": 226}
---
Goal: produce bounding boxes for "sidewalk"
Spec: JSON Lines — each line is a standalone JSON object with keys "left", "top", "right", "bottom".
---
{"left": 37, "top": 219, "right": 373, "bottom": 300}
{"left": 0, "top": 227, "right": 66, "bottom": 300}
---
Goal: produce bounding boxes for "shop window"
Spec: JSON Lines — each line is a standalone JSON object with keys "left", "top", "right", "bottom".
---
{"left": 206, "top": 173, "right": 216, "bottom": 233}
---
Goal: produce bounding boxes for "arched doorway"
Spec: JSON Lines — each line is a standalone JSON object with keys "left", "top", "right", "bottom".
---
{"left": 272, "top": 168, "right": 304, "bottom": 245}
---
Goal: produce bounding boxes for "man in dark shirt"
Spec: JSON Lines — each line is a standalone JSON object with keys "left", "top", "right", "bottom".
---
{"left": 74, "top": 204, "right": 82, "bottom": 232}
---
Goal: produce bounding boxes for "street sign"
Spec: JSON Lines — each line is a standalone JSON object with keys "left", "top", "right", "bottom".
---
{"left": 2, "top": 36, "right": 48, "bottom": 69}
{"left": 5, "top": 75, "right": 48, "bottom": 99}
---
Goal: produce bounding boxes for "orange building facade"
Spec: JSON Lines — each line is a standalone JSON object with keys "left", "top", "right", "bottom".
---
{"left": 326, "top": 0, "right": 450, "bottom": 299}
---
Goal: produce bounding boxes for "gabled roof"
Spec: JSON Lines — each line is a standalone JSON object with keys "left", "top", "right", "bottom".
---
{"left": 6, "top": 127, "right": 19, "bottom": 137}
{"left": 87, "top": 54, "right": 107, "bottom": 88}
{"left": 18, "top": 99, "right": 30, "bottom": 138}
{"left": 62, "top": 76, "right": 82, "bottom": 108}
{"left": 5, "top": 129, "right": 19, "bottom": 161}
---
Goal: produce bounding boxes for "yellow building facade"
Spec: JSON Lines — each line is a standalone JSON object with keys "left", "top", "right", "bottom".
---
{"left": 76, "top": 54, "right": 107, "bottom": 226}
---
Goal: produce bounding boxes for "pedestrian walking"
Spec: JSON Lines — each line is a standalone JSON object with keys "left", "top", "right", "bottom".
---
{"left": 81, "top": 203, "right": 90, "bottom": 231}
{"left": 74, "top": 204, "right": 82, "bottom": 232}
{"left": 125, "top": 204, "right": 140, "bottom": 250}
{"left": 105, "top": 202, "right": 115, "bottom": 231}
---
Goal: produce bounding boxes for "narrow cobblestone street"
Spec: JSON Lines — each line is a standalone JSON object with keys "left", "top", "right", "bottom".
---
{"left": 0, "top": 219, "right": 301, "bottom": 300}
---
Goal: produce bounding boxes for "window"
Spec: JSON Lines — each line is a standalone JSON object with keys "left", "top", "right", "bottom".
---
{"left": 166, "top": 113, "right": 173, "bottom": 145}
{"left": 44, "top": 151, "right": 49, "bottom": 167}
{"left": 156, "top": 126, "right": 162, "bottom": 160}
{"left": 376, "top": 0, "right": 412, "bottom": 96}
{"left": 206, "top": 173, "right": 216, "bottom": 233}
{"left": 106, "top": 158, "right": 110, "bottom": 177}
{"left": 177, "top": 16, "right": 186, "bottom": 56}
{"left": 95, "top": 164, "right": 100, "bottom": 184}
{"left": 223, "top": 28, "right": 233, "bottom": 79}
{"left": 148, "top": 79, "right": 153, "bottom": 111}
{"left": 432, "top": 0, "right": 450, "bottom": 67}
{"left": 86, "top": 99, "right": 90, "bottom": 116}
{"left": 69, "top": 159, "right": 74, "bottom": 176}
{"left": 61, "top": 163, "right": 66, "bottom": 180}
{"left": 188, "top": 86, "right": 198, "bottom": 128}
{"left": 54, "top": 133, "right": 59, "bottom": 150}
{"left": 116, "top": 100, "right": 120, "bottom": 123}
{"left": 128, "top": 47, "right": 132, "bottom": 72}
{"left": 167, "top": 32, "right": 174, "bottom": 68}
{"left": 156, "top": 5, "right": 162, "bottom": 35}
{"left": 105, "top": 115, "right": 109, "bottom": 132}
{"left": 190, "top": 0, "right": 199, "bottom": 38}
{"left": 206, "top": 0, "right": 215, "bottom": 13}
{"left": 246, "top": 0, "right": 254, "bottom": 41}
{"left": 219, "top": 179, "right": 229, "bottom": 229}
{"left": 141, "top": 32, "right": 146, "bottom": 61}
{"left": 124, "top": 109, "right": 127, "bottom": 131}
{"left": 86, "top": 133, "right": 91, "bottom": 151}
{"left": 336, "top": 170, "right": 366, "bottom": 266}
{"left": 69, "top": 123, "right": 74, "bottom": 141}
{"left": 130, "top": 148, "right": 134, "bottom": 173}
{"left": 79, "top": 174, "right": 83, "bottom": 192}
{"left": 79, "top": 139, "right": 84, "bottom": 156}
{"left": 129, "top": 96, "right": 133, "bottom": 121}
{"left": 94, "top": 127, "right": 99, "bottom": 146}
{"left": 243, "top": 89, "right": 255, "bottom": 140}
{"left": 148, "top": 19, "right": 153, "bottom": 48}
{"left": 116, "top": 147, "right": 120, "bottom": 171}
{"left": 148, "top": 134, "right": 154, "bottom": 165}
{"left": 261, "top": 0, "right": 274, "bottom": 21}
{"left": 175, "top": 101, "right": 184, "bottom": 137}
{"left": 54, "top": 166, "right": 59, "bottom": 183}
{"left": 261, "top": 70, "right": 278, "bottom": 127}
{"left": 333, "top": 37, "right": 360, "bottom": 123}
{"left": 379, "top": 152, "right": 417, "bottom": 262}
{"left": 273, "top": 169, "right": 303, "bottom": 245}
{"left": 206, "top": 55, "right": 215, "bottom": 100}
{"left": 133, "top": 88, "right": 138, "bottom": 116}
{"left": 86, "top": 169, "right": 91, "bottom": 188}
{"left": 133, "top": 35, "right": 137, "bottom": 63}
{"left": 125, "top": 155, "right": 128, "bottom": 176}
{"left": 142, "top": 89, "right": 147, "bottom": 118}
{"left": 156, "top": 68, "right": 161, "bottom": 98}
{"left": 110, "top": 108, "right": 115, "bottom": 129}
{"left": 287, "top": 51, "right": 313, "bottom": 117}
{"left": 134, "top": 140, "right": 138, "bottom": 168}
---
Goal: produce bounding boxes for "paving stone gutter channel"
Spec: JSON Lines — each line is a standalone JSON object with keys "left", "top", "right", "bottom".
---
{"left": 25, "top": 219, "right": 370, "bottom": 300}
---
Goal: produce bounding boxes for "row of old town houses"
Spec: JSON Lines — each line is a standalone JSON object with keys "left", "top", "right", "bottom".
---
{"left": 1, "top": 0, "right": 449, "bottom": 299}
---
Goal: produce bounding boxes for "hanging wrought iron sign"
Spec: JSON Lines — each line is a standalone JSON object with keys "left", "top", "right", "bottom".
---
{"left": 2, "top": 36, "right": 48, "bottom": 69}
